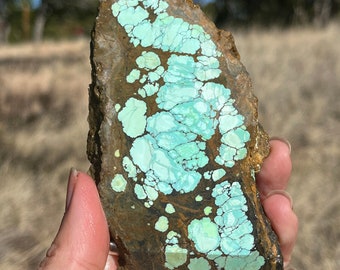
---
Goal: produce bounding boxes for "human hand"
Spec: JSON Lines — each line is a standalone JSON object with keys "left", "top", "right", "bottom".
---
{"left": 38, "top": 169, "right": 119, "bottom": 269}
{"left": 39, "top": 138, "right": 298, "bottom": 269}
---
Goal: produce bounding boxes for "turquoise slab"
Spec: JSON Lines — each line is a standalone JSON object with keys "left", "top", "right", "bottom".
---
{"left": 87, "top": 0, "right": 282, "bottom": 269}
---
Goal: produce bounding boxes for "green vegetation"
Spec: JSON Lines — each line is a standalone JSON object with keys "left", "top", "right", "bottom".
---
{"left": 1, "top": 0, "right": 340, "bottom": 43}
{"left": 6, "top": 5, "right": 97, "bottom": 42}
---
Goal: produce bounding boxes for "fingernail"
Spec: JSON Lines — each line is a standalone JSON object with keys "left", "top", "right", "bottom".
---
{"left": 46, "top": 242, "right": 57, "bottom": 257}
{"left": 105, "top": 254, "right": 118, "bottom": 270}
{"left": 106, "top": 242, "right": 119, "bottom": 270}
{"left": 265, "top": 190, "right": 293, "bottom": 210}
{"left": 66, "top": 168, "right": 78, "bottom": 211}
{"left": 39, "top": 242, "right": 57, "bottom": 268}
{"left": 270, "top": 137, "right": 291, "bottom": 154}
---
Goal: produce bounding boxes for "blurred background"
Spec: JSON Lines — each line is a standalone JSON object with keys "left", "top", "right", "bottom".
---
{"left": 0, "top": 0, "right": 339, "bottom": 269}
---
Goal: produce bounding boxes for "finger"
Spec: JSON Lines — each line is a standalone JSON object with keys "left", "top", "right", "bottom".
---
{"left": 256, "top": 138, "right": 292, "bottom": 199}
{"left": 105, "top": 254, "right": 119, "bottom": 270}
{"left": 39, "top": 169, "right": 114, "bottom": 270}
{"left": 262, "top": 193, "right": 298, "bottom": 266}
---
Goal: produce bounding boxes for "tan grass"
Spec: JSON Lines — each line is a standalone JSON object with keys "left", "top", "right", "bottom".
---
{"left": 234, "top": 23, "right": 340, "bottom": 269}
{"left": 0, "top": 39, "right": 91, "bottom": 268}
{"left": 0, "top": 23, "right": 339, "bottom": 269}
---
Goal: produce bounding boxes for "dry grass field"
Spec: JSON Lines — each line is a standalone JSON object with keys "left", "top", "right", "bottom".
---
{"left": 0, "top": 23, "right": 339, "bottom": 269}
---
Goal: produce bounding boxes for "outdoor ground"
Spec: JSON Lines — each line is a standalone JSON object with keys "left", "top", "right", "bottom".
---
{"left": 0, "top": 22, "right": 339, "bottom": 269}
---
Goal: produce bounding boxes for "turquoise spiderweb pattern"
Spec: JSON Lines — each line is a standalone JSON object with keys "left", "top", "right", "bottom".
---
{"left": 110, "top": 0, "right": 264, "bottom": 269}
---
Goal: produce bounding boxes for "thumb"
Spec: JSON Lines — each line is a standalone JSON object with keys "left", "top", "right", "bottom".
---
{"left": 39, "top": 169, "right": 110, "bottom": 269}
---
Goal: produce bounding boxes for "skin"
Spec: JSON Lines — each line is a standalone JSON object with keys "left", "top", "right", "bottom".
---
{"left": 39, "top": 139, "right": 298, "bottom": 270}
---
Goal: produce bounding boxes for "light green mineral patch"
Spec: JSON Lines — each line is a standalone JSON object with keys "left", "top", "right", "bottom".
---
{"left": 216, "top": 125, "right": 250, "bottom": 168}
{"left": 195, "top": 56, "right": 221, "bottom": 81}
{"left": 111, "top": 174, "right": 127, "bottom": 192}
{"left": 130, "top": 135, "right": 153, "bottom": 172}
{"left": 112, "top": 0, "right": 218, "bottom": 57}
{"left": 203, "top": 171, "right": 212, "bottom": 179}
{"left": 134, "top": 183, "right": 147, "bottom": 200}
{"left": 215, "top": 251, "right": 265, "bottom": 269}
{"left": 219, "top": 114, "right": 244, "bottom": 134}
{"left": 195, "top": 195, "right": 203, "bottom": 202}
{"left": 144, "top": 201, "right": 153, "bottom": 208}
{"left": 122, "top": 156, "right": 137, "bottom": 180}
{"left": 138, "top": 83, "right": 159, "bottom": 98}
{"left": 164, "top": 244, "right": 188, "bottom": 269}
{"left": 126, "top": 68, "right": 140, "bottom": 83}
{"left": 114, "top": 149, "right": 120, "bottom": 157}
{"left": 145, "top": 185, "right": 159, "bottom": 201}
{"left": 130, "top": 134, "right": 202, "bottom": 195}
{"left": 187, "top": 193, "right": 264, "bottom": 268}
{"left": 212, "top": 181, "right": 255, "bottom": 256}
{"left": 212, "top": 168, "right": 226, "bottom": 182}
{"left": 166, "top": 231, "right": 179, "bottom": 243}
{"left": 188, "top": 257, "right": 211, "bottom": 270}
{"left": 114, "top": 103, "right": 121, "bottom": 112}
{"left": 204, "top": 206, "right": 213, "bottom": 216}
{"left": 133, "top": 183, "right": 157, "bottom": 207}
{"left": 164, "top": 230, "right": 188, "bottom": 268}
{"left": 118, "top": 98, "right": 147, "bottom": 138}
{"left": 188, "top": 217, "right": 220, "bottom": 253}
{"left": 165, "top": 203, "right": 176, "bottom": 214}
{"left": 155, "top": 216, "right": 169, "bottom": 232}
{"left": 201, "top": 82, "right": 231, "bottom": 110}
{"left": 136, "top": 51, "right": 161, "bottom": 70}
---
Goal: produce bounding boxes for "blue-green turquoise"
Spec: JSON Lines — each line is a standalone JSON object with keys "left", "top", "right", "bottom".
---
{"left": 109, "top": 0, "right": 264, "bottom": 269}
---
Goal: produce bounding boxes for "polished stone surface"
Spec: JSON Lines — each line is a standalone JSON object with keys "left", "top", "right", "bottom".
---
{"left": 87, "top": 0, "right": 282, "bottom": 269}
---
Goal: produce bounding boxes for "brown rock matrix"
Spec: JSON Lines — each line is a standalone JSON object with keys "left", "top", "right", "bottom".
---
{"left": 87, "top": 0, "right": 282, "bottom": 269}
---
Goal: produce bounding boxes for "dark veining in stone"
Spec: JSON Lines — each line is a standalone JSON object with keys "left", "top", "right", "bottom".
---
{"left": 87, "top": 0, "right": 282, "bottom": 269}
